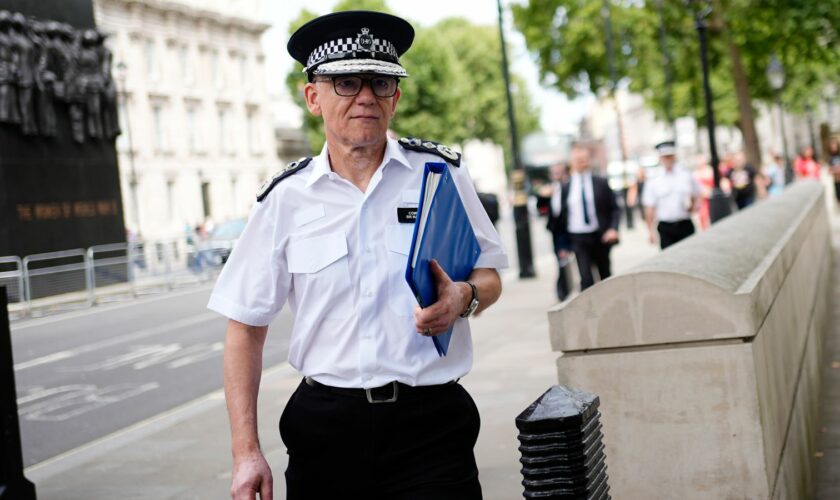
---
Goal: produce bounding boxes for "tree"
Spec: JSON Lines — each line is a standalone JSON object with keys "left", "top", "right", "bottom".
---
{"left": 285, "top": 5, "right": 540, "bottom": 161}
{"left": 512, "top": 0, "right": 840, "bottom": 166}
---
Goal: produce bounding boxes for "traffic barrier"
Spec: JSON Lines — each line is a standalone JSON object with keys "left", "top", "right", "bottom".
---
{"left": 548, "top": 181, "right": 831, "bottom": 499}
{"left": 516, "top": 386, "right": 610, "bottom": 499}
{"left": 23, "top": 250, "right": 91, "bottom": 317}
{"left": 0, "top": 236, "right": 235, "bottom": 320}
{"left": 0, "top": 257, "right": 25, "bottom": 319}
{"left": 88, "top": 243, "right": 132, "bottom": 304}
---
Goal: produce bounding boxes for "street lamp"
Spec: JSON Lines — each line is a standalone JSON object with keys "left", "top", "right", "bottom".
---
{"left": 602, "top": 0, "right": 634, "bottom": 230}
{"left": 691, "top": 1, "right": 731, "bottom": 223}
{"left": 824, "top": 82, "right": 837, "bottom": 131}
{"left": 766, "top": 55, "right": 792, "bottom": 183}
{"left": 115, "top": 61, "right": 141, "bottom": 234}
{"left": 496, "top": 0, "right": 535, "bottom": 278}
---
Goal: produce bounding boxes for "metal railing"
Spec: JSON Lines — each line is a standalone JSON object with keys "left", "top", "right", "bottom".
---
{"left": 3, "top": 238, "right": 233, "bottom": 320}
{"left": 23, "top": 249, "right": 91, "bottom": 317}
{"left": 0, "top": 256, "right": 25, "bottom": 319}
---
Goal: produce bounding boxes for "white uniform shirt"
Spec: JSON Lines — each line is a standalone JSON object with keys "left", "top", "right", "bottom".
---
{"left": 207, "top": 138, "right": 508, "bottom": 389}
{"left": 641, "top": 166, "right": 700, "bottom": 222}
{"left": 566, "top": 171, "right": 599, "bottom": 234}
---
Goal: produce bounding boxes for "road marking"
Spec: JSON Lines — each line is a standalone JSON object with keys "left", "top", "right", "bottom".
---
{"left": 10, "top": 284, "right": 215, "bottom": 331}
{"left": 13, "top": 312, "right": 220, "bottom": 372}
{"left": 18, "top": 383, "right": 160, "bottom": 422}
{"left": 56, "top": 341, "right": 225, "bottom": 372}
{"left": 14, "top": 351, "right": 77, "bottom": 370}
{"left": 24, "top": 363, "right": 296, "bottom": 481}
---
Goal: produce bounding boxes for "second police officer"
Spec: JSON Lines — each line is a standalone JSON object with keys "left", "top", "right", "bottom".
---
{"left": 642, "top": 140, "right": 701, "bottom": 249}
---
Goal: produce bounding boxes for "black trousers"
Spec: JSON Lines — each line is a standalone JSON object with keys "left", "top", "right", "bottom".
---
{"left": 658, "top": 219, "right": 695, "bottom": 249}
{"left": 555, "top": 257, "right": 570, "bottom": 301}
{"left": 570, "top": 232, "right": 612, "bottom": 291}
{"left": 280, "top": 379, "right": 482, "bottom": 500}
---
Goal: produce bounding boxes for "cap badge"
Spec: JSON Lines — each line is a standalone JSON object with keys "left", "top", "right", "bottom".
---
{"left": 357, "top": 27, "right": 374, "bottom": 52}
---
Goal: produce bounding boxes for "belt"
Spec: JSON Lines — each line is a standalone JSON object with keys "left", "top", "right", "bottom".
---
{"left": 303, "top": 376, "right": 457, "bottom": 404}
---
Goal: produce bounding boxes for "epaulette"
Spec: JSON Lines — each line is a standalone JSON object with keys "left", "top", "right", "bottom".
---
{"left": 398, "top": 137, "right": 461, "bottom": 167}
{"left": 256, "top": 157, "right": 312, "bottom": 202}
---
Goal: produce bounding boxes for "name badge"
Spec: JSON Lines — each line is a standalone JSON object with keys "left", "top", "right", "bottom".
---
{"left": 397, "top": 207, "right": 417, "bottom": 224}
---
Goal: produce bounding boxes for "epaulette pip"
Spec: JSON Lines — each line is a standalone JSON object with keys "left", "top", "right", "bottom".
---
{"left": 256, "top": 157, "right": 312, "bottom": 202}
{"left": 398, "top": 137, "right": 461, "bottom": 167}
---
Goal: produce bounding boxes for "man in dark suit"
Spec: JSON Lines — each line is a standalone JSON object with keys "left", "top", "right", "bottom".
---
{"left": 548, "top": 144, "right": 621, "bottom": 291}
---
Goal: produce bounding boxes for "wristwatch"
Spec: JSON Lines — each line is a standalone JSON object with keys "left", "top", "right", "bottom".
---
{"left": 460, "top": 281, "right": 479, "bottom": 318}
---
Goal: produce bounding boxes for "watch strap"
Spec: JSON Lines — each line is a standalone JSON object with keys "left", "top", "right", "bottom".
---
{"left": 460, "top": 281, "right": 479, "bottom": 318}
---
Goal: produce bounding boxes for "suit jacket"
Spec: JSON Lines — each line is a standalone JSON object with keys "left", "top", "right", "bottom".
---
{"left": 547, "top": 174, "right": 621, "bottom": 251}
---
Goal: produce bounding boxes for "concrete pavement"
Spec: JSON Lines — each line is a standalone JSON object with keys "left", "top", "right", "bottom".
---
{"left": 22, "top": 216, "right": 657, "bottom": 499}
{"left": 21, "top": 192, "right": 840, "bottom": 499}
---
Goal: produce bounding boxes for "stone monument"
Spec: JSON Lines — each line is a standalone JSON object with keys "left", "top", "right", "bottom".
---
{"left": 0, "top": 0, "right": 125, "bottom": 258}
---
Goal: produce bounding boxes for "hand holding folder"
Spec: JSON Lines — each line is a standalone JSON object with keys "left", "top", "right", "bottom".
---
{"left": 405, "top": 162, "right": 481, "bottom": 356}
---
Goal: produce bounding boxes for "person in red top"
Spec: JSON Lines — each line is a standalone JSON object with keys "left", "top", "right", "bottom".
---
{"left": 794, "top": 146, "right": 821, "bottom": 180}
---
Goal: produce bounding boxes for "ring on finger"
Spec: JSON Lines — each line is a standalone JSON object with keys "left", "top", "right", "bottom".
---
{"left": 424, "top": 328, "right": 432, "bottom": 336}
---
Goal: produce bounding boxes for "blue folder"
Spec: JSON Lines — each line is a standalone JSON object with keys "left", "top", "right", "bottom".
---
{"left": 405, "top": 162, "right": 481, "bottom": 356}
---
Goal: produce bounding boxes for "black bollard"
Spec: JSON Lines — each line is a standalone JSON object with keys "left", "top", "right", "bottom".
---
{"left": 516, "top": 385, "right": 609, "bottom": 499}
{"left": 0, "top": 287, "right": 37, "bottom": 499}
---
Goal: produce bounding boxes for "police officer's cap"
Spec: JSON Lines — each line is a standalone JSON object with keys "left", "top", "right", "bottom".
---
{"left": 287, "top": 10, "right": 414, "bottom": 80}
{"left": 655, "top": 140, "right": 677, "bottom": 156}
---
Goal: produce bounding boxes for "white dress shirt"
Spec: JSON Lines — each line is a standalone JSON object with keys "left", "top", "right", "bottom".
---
{"left": 207, "top": 138, "right": 508, "bottom": 389}
{"left": 641, "top": 166, "right": 700, "bottom": 222}
{"left": 566, "top": 171, "right": 600, "bottom": 234}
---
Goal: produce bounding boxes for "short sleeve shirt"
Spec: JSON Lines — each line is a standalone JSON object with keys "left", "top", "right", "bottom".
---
{"left": 641, "top": 166, "right": 700, "bottom": 222}
{"left": 207, "top": 138, "right": 509, "bottom": 388}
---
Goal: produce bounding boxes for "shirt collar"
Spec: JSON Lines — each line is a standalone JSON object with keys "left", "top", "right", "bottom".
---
{"left": 304, "top": 142, "right": 333, "bottom": 188}
{"left": 305, "top": 137, "right": 413, "bottom": 188}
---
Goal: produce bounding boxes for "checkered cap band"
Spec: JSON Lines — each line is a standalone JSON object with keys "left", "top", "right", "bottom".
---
{"left": 305, "top": 36, "right": 399, "bottom": 71}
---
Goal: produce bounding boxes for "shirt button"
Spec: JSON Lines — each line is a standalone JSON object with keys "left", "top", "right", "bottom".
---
{"left": 365, "top": 245, "right": 372, "bottom": 253}
{"left": 364, "top": 289, "right": 373, "bottom": 297}
{"left": 362, "top": 374, "right": 371, "bottom": 381}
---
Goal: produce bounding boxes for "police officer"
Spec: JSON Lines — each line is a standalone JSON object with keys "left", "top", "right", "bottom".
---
{"left": 208, "top": 11, "right": 508, "bottom": 500}
{"left": 642, "top": 140, "right": 700, "bottom": 249}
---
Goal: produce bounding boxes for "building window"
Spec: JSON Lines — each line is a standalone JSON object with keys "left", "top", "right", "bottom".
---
{"left": 166, "top": 179, "right": 176, "bottom": 221}
{"left": 187, "top": 106, "right": 198, "bottom": 154}
{"left": 152, "top": 104, "right": 164, "bottom": 153}
{"left": 117, "top": 100, "right": 129, "bottom": 151}
{"left": 231, "top": 176, "right": 238, "bottom": 213}
{"left": 239, "top": 55, "right": 247, "bottom": 89}
{"left": 247, "top": 109, "right": 260, "bottom": 155}
{"left": 218, "top": 107, "right": 234, "bottom": 156}
{"left": 211, "top": 50, "right": 223, "bottom": 89}
{"left": 217, "top": 108, "right": 225, "bottom": 154}
{"left": 145, "top": 38, "right": 158, "bottom": 81}
{"left": 201, "top": 181, "right": 212, "bottom": 219}
{"left": 180, "top": 45, "right": 192, "bottom": 85}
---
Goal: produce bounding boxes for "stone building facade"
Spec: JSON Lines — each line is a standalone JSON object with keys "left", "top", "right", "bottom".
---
{"left": 94, "top": 0, "right": 278, "bottom": 239}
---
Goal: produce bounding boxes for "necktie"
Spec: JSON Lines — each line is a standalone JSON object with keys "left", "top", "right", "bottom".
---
{"left": 581, "top": 178, "right": 591, "bottom": 225}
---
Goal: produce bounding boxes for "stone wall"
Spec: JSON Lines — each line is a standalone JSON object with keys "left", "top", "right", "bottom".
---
{"left": 548, "top": 181, "right": 832, "bottom": 499}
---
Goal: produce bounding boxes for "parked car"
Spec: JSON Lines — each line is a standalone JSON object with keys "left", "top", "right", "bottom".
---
{"left": 208, "top": 218, "right": 247, "bottom": 265}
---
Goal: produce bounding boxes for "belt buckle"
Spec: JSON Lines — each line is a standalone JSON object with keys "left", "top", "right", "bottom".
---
{"left": 366, "top": 381, "right": 398, "bottom": 404}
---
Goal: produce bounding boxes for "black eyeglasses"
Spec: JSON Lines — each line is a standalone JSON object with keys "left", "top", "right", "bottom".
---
{"left": 316, "top": 75, "right": 399, "bottom": 98}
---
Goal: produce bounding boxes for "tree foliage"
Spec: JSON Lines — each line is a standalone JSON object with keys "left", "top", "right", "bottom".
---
{"left": 512, "top": 0, "right": 840, "bottom": 155}
{"left": 285, "top": 4, "right": 540, "bottom": 159}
